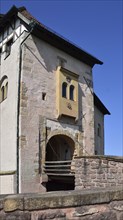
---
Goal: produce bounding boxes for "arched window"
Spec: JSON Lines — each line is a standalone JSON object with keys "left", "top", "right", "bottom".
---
{"left": 1, "top": 86, "right": 5, "bottom": 101}
{"left": 0, "top": 75, "right": 8, "bottom": 103}
{"left": 62, "top": 82, "right": 67, "bottom": 98}
{"left": 6, "top": 82, "right": 8, "bottom": 97}
{"left": 70, "top": 85, "right": 74, "bottom": 101}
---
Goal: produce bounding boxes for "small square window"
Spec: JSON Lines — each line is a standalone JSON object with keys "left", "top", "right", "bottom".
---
{"left": 42, "top": 92, "right": 46, "bottom": 101}
{"left": 95, "top": 150, "right": 98, "bottom": 155}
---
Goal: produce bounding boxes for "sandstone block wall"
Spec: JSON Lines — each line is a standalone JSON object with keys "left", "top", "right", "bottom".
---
{"left": 75, "top": 155, "right": 123, "bottom": 190}
{"left": 0, "top": 188, "right": 123, "bottom": 219}
{"left": 19, "top": 33, "right": 95, "bottom": 193}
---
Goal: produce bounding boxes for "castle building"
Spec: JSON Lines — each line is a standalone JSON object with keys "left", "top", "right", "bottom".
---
{"left": 0, "top": 6, "right": 110, "bottom": 194}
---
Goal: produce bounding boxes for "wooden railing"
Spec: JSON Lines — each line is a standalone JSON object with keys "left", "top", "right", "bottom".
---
{"left": 43, "top": 160, "right": 75, "bottom": 176}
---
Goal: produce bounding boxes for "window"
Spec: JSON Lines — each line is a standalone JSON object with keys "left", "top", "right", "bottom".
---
{"left": 62, "top": 83, "right": 76, "bottom": 101}
{"left": 1, "top": 86, "right": 5, "bottom": 101}
{"left": 95, "top": 150, "right": 98, "bottom": 155}
{"left": 57, "top": 67, "right": 78, "bottom": 119}
{"left": 42, "top": 92, "right": 46, "bottom": 101}
{"left": 6, "top": 38, "right": 13, "bottom": 57}
{"left": 70, "top": 85, "right": 74, "bottom": 101}
{"left": 0, "top": 76, "right": 8, "bottom": 103}
{"left": 62, "top": 82, "right": 67, "bottom": 98}
{"left": 97, "top": 123, "right": 101, "bottom": 137}
{"left": 6, "top": 82, "right": 8, "bottom": 96}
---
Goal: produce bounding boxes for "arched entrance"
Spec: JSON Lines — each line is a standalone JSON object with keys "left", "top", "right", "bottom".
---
{"left": 45, "top": 134, "right": 75, "bottom": 191}
{"left": 46, "top": 134, "right": 75, "bottom": 161}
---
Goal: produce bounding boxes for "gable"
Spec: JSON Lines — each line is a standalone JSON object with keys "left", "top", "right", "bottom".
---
{"left": 0, "top": 5, "right": 103, "bottom": 68}
{"left": 0, "top": 15, "right": 27, "bottom": 50}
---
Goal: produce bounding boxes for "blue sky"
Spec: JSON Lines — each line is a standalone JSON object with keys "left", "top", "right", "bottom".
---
{"left": 0, "top": 0, "right": 122, "bottom": 156}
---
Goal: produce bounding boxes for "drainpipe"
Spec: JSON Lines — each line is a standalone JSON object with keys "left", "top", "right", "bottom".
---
{"left": 16, "top": 22, "right": 36, "bottom": 193}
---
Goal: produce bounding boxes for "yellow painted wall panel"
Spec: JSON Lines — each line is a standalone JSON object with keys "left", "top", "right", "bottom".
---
{"left": 56, "top": 67, "right": 79, "bottom": 119}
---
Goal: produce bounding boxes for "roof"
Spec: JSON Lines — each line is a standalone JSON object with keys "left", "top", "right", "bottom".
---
{"left": 0, "top": 6, "right": 110, "bottom": 115}
{"left": 94, "top": 93, "right": 110, "bottom": 115}
{"left": 0, "top": 5, "right": 103, "bottom": 67}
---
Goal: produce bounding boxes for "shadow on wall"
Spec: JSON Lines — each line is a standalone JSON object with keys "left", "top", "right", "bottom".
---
{"left": 23, "top": 35, "right": 93, "bottom": 128}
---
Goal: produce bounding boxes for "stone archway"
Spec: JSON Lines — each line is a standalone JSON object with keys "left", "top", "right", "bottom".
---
{"left": 46, "top": 134, "right": 75, "bottom": 162}
{"left": 45, "top": 133, "right": 75, "bottom": 191}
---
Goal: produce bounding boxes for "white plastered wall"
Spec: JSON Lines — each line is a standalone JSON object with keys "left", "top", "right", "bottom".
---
{"left": 0, "top": 25, "right": 27, "bottom": 194}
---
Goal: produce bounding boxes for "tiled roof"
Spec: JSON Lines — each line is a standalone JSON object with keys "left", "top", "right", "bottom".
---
{"left": 18, "top": 6, "right": 44, "bottom": 27}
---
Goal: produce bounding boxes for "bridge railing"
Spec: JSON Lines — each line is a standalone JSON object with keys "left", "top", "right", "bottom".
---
{"left": 43, "top": 160, "right": 75, "bottom": 176}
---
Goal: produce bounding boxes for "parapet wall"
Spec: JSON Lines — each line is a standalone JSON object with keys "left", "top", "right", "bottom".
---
{"left": 0, "top": 188, "right": 123, "bottom": 219}
{"left": 75, "top": 155, "right": 123, "bottom": 190}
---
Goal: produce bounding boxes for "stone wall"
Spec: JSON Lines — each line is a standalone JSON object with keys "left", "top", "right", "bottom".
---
{"left": 75, "top": 155, "right": 123, "bottom": 190}
{"left": 0, "top": 188, "right": 123, "bottom": 219}
{"left": 19, "top": 33, "right": 95, "bottom": 193}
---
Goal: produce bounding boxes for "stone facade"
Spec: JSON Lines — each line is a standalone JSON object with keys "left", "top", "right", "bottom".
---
{"left": 0, "top": 188, "right": 123, "bottom": 219}
{"left": 0, "top": 6, "right": 110, "bottom": 194}
{"left": 75, "top": 155, "right": 123, "bottom": 190}
{"left": 19, "top": 34, "right": 94, "bottom": 193}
